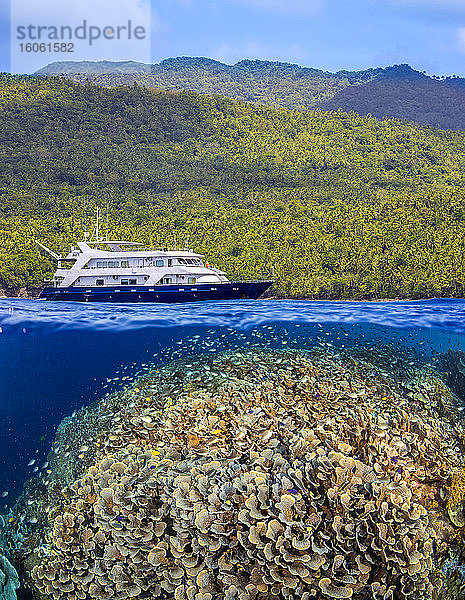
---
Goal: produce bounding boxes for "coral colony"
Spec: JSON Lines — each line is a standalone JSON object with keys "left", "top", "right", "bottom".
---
{"left": 5, "top": 350, "right": 465, "bottom": 599}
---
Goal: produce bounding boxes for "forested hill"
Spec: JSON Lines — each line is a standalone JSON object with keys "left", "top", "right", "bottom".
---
{"left": 2, "top": 74, "right": 465, "bottom": 299}
{"left": 36, "top": 58, "right": 465, "bottom": 130}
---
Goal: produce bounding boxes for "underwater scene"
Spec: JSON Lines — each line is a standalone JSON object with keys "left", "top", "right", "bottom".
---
{"left": 2, "top": 298, "right": 465, "bottom": 600}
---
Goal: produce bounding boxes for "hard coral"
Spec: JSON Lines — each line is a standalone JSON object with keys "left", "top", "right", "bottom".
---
{"left": 32, "top": 447, "right": 434, "bottom": 600}
{"left": 0, "top": 554, "right": 20, "bottom": 600}
{"left": 25, "top": 350, "right": 465, "bottom": 600}
{"left": 447, "top": 467, "right": 465, "bottom": 528}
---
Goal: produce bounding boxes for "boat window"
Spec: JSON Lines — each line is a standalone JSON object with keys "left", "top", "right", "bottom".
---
{"left": 163, "top": 277, "right": 172, "bottom": 284}
{"left": 177, "top": 258, "right": 186, "bottom": 265}
{"left": 96, "top": 279, "right": 104, "bottom": 286}
{"left": 97, "top": 261, "right": 107, "bottom": 268}
{"left": 188, "top": 277, "right": 196, "bottom": 284}
{"left": 121, "top": 260, "right": 129, "bottom": 268}
{"left": 107, "top": 261, "right": 119, "bottom": 268}
{"left": 129, "top": 279, "right": 137, "bottom": 285}
{"left": 121, "top": 279, "right": 129, "bottom": 285}
{"left": 155, "top": 259, "right": 164, "bottom": 267}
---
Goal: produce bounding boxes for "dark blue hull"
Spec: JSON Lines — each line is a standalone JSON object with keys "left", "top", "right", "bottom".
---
{"left": 39, "top": 281, "right": 273, "bottom": 303}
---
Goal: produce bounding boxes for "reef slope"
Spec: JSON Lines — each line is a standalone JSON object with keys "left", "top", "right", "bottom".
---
{"left": 5, "top": 349, "right": 465, "bottom": 600}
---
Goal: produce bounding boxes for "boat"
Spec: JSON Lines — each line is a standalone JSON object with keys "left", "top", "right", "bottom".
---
{"left": 36, "top": 210, "right": 273, "bottom": 303}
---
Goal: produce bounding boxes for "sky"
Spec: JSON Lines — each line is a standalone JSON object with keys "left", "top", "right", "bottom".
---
{"left": 2, "top": 0, "right": 465, "bottom": 76}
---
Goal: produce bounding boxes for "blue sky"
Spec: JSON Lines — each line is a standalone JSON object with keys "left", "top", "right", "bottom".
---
{"left": 3, "top": 0, "right": 465, "bottom": 76}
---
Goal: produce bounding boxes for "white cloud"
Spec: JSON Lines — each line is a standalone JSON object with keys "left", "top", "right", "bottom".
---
{"left": 229, "top": 0, "right": 322, "bottom": 15}
{"left": 14, "top": 0, "right": 151, "bottom": 23}
{"left": 457, "top": 26, "right": 465, "bottom": 51}
{"left": 11, "top": 0, "right": 155, "bottom": 73}
{"left": 383, "top": 0, "right": 465, "bottom": 9}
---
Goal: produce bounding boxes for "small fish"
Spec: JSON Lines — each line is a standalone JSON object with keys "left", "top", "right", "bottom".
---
{"left": 28, "top": 459, "right": 36, "bottom": 466}
{"left": 1, "top": 491, "right": 8, "bottom": 498}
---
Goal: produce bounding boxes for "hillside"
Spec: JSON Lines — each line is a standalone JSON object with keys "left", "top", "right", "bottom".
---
{"left": 36, "top": 58, "right": 465, "bottom": 130}
{"left": 2, "top": 74, "right": 465, "bottom": 299}
{"left": 317, "top": 66, "right": 465, "bottom": 131}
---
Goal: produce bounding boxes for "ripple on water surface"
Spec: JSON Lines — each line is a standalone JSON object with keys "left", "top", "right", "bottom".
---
{"left": 2, "top": 298, "right": 465, "bottom": 333}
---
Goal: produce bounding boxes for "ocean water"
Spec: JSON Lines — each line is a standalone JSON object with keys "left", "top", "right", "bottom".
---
{"left": 1, "top": 297, "right": 465, "bottom": 600}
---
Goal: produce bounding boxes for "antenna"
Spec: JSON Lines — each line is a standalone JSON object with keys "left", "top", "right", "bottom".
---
{"left": 185, "top": 234, "right": 189, "bottom": 250}
{"left": 35, "top": 240, "right": 62, "bottom": 261}
{"left": 95, "top": 206, "right": 100, "bottom": 244}
{"left": 106, "top": 200, "right": 109, "bottom": 241}
{"left": 82, "top": 196, "right": 89, "bottom": 242}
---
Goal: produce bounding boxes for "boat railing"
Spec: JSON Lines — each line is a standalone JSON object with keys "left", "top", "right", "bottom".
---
{"left": 233, "top": 279, "right": 275, "bottom": 284}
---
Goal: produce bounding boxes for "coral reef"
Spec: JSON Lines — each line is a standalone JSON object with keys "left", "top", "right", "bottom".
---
{"left": 439, "top": 350, "right": 465, "bottom": 405}
{"left": 447, "top": 468, "right": 465, "bottom": 528}
{"left": 0, "top": 554, "right": 20, "bottom": 600}
{"left": 7, "top": 350, "right": 465, "bottom": 600}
